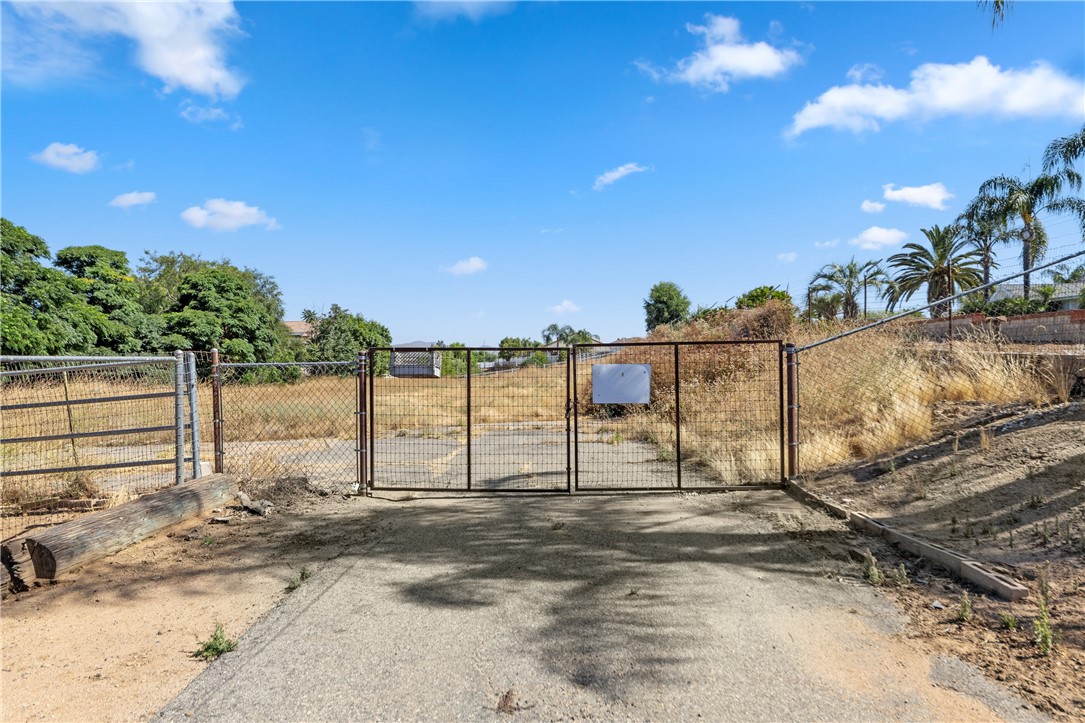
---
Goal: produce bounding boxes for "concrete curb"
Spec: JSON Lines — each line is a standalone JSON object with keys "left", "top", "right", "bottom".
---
{"left": 785, "top": 480, "right": 1029, "bottom": 601}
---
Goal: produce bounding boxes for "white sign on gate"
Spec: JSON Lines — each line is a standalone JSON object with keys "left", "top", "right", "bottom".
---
{"left": 592, "top": 364, "right": 651, "bottom": 404}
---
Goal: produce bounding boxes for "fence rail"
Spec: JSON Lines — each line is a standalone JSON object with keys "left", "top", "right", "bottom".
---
{"left": 1, "top": 352, "right": 201, "bottom": 541}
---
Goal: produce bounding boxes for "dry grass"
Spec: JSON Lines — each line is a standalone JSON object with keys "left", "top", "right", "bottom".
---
{"left": 3, "top": 309, "right": 1078, "bottom": 504}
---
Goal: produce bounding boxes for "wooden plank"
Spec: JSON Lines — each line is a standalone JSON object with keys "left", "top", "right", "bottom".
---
{"left": 24, "top": 474, "right": 238, "bottom": 580}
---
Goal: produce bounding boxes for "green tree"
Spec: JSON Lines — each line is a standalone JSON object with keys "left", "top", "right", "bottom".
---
{"left": 162, "top": 268, "right": 278, "bottom": 362}
{"left": 643, "top": 282, "right": 690, "bottom": 331}
{"left": 970, "top": 160, "right": 1085, "bottom": 300}
{"left": 809, "top": 258, "right": 885, "bottom": 320}
{"left": 55, "top": 245, "right": 156, "bottom": 354}
{"left": 303, "top": 304, "right": 392, "bottom": 373}
{"left": 808, "top": 292, "right": 844, "bottom": 322}
{"left": 735, "top": 285, "right": 792, "bottom": 310}
{"left": 136, "top": 251, "right": 285, "bottom": 322}
{"left": 886, "top": 225, "right": 983, "bottom": 317}
{"left": 957, "top": 198, "right": 1013, "bottom": 302}
{"left": 1042, "top": 123, "right": 1085, "bottom": 184}
{"left": 1043, "top": 262, "right": 1085, "bottom": 284}
{"left": 0, "top": 219, "right": 100, "bottom": 355}
{"left": 498, "top": 336, "right": 538, "bottom": 360}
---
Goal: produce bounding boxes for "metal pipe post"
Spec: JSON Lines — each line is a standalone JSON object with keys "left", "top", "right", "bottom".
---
{"left": 357, "top": 353, "right": 367, "bottom": 494}
{"left": 173, "top": 351, "right": 185, "bottom": 484}
{"left": 785, "top": 343, "right": 800, "bottom": 479}
{"left": 466, "top": 349, "right": 472, "bottom": 491}
{"left": 211, "top": 348, "right": 224, "bottom": 473}
{"left": 185, "top": 352, "right": 203, "bottom": 478}
{"left": 674, "top": 344, "right": 681, "bottom": 489}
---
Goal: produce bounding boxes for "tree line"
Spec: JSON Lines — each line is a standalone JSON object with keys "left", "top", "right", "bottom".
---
{"left": 641, "top": 126, "right": 1085, "bottom": 332}
{"left": 0, "top": 219, "right": 391, "bottom": 362}
{"left": 808, "top": 125, "right": 1084, "bottom": 321}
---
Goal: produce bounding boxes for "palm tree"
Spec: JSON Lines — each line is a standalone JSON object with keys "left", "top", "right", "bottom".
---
{"left": 1042, "top": 124, "right": 1085, "bottom": 187}
{"left": 886, "top": 225, "right": 983, "bottom": 317}
{"left": 978, "top": 0, "right": 1010, "bottom": 27}
{"left": 970, "top": 175, "right": 1062, "bottom": 300}
{"left": 957, "top": 197, "right": 1013, "bottom": 302}
{"left": 808, "top": 292, "right": 844, "bottom": 322}
{"left": 809, "top": 258, "right": 886, "bottom": 320}
{"left": 1043, "top": 262, "right": 1085, "bottom": 284}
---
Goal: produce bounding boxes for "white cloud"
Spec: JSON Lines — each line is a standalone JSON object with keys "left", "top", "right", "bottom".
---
{"left": 860, "top": 200, "right": 886, "bottom": 213}
{"left": 593, "top": 162, "right": 649, "bottom": 191}
{"left": 639, "top": 14, "right": 802, "bottom": 93}
{"left": 413, "top": 2, "right": 514, "bottom": 22}
{"left": 31, "top": 142, "right": 99, "bottom": 173}
{"left": 109, "top": 191, "right": 156, "bottom": 208}
{"left": 815, "top": 239, "right": 840, "bottom": 248}
{"left": 181, "top": 199, "right": 279, "bottom": 231}
{"left": 180, "top": 99, "right": 242, "bottom": 128}
{"left": 776, "top": 252, "right": 798, "bottom": 263}
{"left": 883, "top": 182, "right": 953, "bottom": 210}
{"left": 6, "top": 2, "right": 245, "bottom": 99}
{"left": 849, "top": 226, "right": 907, "bottom": 250}
{"left": 548, "top": 299, "right": 580, "bottom": 314}
{"left": 539, "top": 228, "right": 565, "bottom": 235}
{"left": 788, "top": 56, "right": 1085, "bottom": 138}
{"left": 846, "top": 63, "right": 884, "bottom": 84}
{"left": 644, "top": 95, "right": 656, "bottom": 104}
{"left": 444, "top": 256, "right": 488, "bottom": 275}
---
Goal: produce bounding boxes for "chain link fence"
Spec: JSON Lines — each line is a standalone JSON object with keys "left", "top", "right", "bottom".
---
{"left": 793, "top": 251, "right": 1085, "bottom": 478}
{"left": 212, "top": 358, "right": 362, "bottom": 494}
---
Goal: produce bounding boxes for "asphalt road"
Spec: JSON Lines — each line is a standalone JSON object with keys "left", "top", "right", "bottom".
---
{"left": 159, "top": 492, "right": 1041, "bottom": 722}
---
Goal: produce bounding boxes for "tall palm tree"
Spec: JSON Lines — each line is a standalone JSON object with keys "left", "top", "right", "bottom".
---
{"left": 957, "top": 197, "right": 1013, "bottom": 302}
{"left": 1042, "top": 124, "right": 1085, "bottom": 187}
{"left": 970, "top": 174, "right": 1068, "bottom": 300}
{"left": 808, "top": 258, "right": 886, "bottom": 321}
{"left": 886, "top": 225, "right": 983, "bottom": 317}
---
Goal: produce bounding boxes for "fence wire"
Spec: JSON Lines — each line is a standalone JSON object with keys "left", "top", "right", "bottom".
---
{"left": 215, "top": 361, "right": 361, "bottom": 494}
{"left": 1, "top": 356, "right": 183, "bottom": 541}
{"left": 574, "top": 342, "right": 784, "bottom": 490}
{"left": 794, "top": 306, "right": 1085, "bottom": 477}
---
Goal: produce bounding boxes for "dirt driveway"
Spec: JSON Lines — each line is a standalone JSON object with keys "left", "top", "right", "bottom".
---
{"left": 155, "top": 493, "right": 1039, "bottom": 722}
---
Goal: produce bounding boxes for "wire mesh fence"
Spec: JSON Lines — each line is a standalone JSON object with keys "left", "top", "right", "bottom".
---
{"left": 573, "top": 342, "right": 784, "bottom": 490}
{"left": 793, "top": 272, "right": 1085, "bottom": 478}
{"left": 214, "top": 360, "right": 362, "bottom": 494}
{"left": 1, "top": 355, "right": 187, "bottom": 541}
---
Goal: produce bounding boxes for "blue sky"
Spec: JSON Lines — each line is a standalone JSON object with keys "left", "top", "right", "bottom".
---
{"left": 3, "top": 1, "right": 1083, "bottom": 344}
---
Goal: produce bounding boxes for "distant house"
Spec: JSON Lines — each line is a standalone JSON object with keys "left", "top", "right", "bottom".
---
{"left": 389, "top": 341, "right": 441, "bottom": 378}
{"left": 989, "top": 281, "right": 1085, "bottom": 311}
{"left": 284, "top": 320, "right": 314, "bottom": 339}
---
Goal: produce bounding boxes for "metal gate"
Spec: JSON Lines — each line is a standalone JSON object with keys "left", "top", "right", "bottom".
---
{"left": 364, "top": 341, "right": 786, "bottom": 493}
{"left": 212, "top": 355, "right": 363, "bottom": 494}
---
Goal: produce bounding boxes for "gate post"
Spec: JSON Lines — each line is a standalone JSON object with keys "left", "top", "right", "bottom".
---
{"left": 466, "top": 349, "right": 472, "bottom": 491}
{"left": 211, "top": 348, "right": 224, "bottom": 474}
{"left": 357, "top": 352, "right": 367, "bottom": 495}
{"left": 185, "top": 352, "right": 203, "bottom": 479}
{"left": 173, "top": 351, "right": 186, "bottom": 485}
{"left": 674, "top": 343, "right": 681, "bottom": 489}
{"left": 785, "top": 343, "right": 799, "bottom": 480}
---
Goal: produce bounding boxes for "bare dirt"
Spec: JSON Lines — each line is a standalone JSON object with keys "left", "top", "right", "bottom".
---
{"left": 803, "top": 400, "right": 1085, "bottom": 718}
{"left": 1, "top": 483, "right": 375, "bottom": 722}
{"left": 2, "top": 400, "right": 1082, "bottom": 721}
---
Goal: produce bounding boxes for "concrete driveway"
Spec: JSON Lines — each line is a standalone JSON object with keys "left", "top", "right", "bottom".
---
{"left": 159, "top": 492, "right": 1039, "bottom": 721}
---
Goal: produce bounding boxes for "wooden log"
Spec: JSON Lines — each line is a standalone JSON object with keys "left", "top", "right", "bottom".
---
{"left": 24, "top": 474, "right": 238, "bottom": 580}
{"left": 2, "top": 541, "right": 34, "bottom": 594}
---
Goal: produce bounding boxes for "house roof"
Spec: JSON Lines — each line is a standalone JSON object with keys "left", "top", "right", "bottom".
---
{"left": 391, "top": 341, "right": 435, "bottom": 348}
{"left": 989, "top": 281, "right": 1084, "bottom": 301}
{"left": 283, "top": 320, "right": 313, "bottom": 336}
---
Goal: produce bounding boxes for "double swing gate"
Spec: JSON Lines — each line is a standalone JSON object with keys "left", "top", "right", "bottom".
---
{"left": 211, "top": 341, "right": 789, "bottom": 494}
{"left": 363, "top": 340, "right": 787, "bottom": 493}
